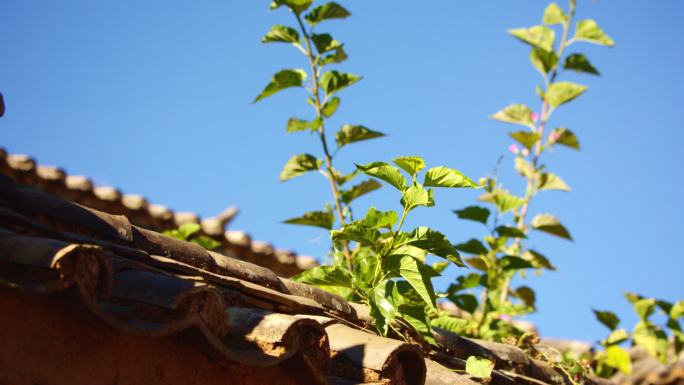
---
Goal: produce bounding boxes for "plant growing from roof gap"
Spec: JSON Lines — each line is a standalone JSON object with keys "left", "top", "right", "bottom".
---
{"left": 255, "top": 0, "right": 478, "bottom": 341}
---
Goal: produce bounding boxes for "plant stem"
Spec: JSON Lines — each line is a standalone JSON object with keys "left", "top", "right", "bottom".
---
{"left": 295, "top": 13, "right": 352, "bottom": 270}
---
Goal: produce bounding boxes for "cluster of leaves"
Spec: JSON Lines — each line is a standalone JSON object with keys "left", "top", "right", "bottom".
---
{"left": 592, "top": 295, "right": 684, "bottom": 378}
{"left": 255, "top": 0, "right": 478, "bottom": 341}
{"left": 163, "top": 223, "right": 221, "bottom": 250}
{"left": 435, "top": 0, "right": 614, "bottom": 346}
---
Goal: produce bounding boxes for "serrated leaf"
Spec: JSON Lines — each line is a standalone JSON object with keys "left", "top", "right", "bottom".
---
{"left": 340, "top": 179, "right": 382, "bottom": 204}
{"left": 311, "top": 33, "right": 342, "bottom": 54}
{"left": 404, "top": 227, "right": 463, "bottom": 266}
{"left": 466, "top": 356, "right": 494, "bottom": 379}
{"left": 398, "top": 303, "right": 434, "bottom": 344}
{"left": 254, "top": 69, "right": 306, "bottom": 103}
{"left": 594, "top": 309, "right": 620, "bottom": 330}
{"left": 549, "top": 128, "right": 580, "bottom": 150}
{"left": 604, "top": 346, "right": 632, "bottom": 374}
{"left": 399, "top": 255, "right": 436, "bottom": 309}
{"left": 537, "top": 172, "right": 570, "bottom": 192}
{"left": 509, "top": 25, "right": 555, "bottom": 52}
{"left": 393, "top": 156, "right": 425, "bottom": 177}
{"left": 283, "top": 210, "right": 334, "bottom": 229}
{"left": 370, "top": 280, "right": 398, "bottom": 335}
{"left": 496, "top": 226, "right": 527, "bottom": 239}
{"left": 453, "top": 206, "right": 490, "bottom": 225}
{"left": 531, "top": 214, "right": 573, "bottom": 240}
{"left": 431, "top": 314, "right": 471, "bottom": 333}
{"left": 509, "top": 131, "right": 540, "bottom": 150}
{"left": 262, "top": 25, "right": 300, "bottom": 44}
{"left": 356, "top": 162, "right": 406, "bottom": 190}
{"left": 270, "top": 0, "right": 313, "bottom": 13}
{"left": 286, "top": 117, "right": 313, "bottom": 132}
{"left": 279, "top": 154, "right": 322, "bottom": 181}
{"left": 321, "top": 96, "right": 340, "bottom": 118}
{"left": 401, "top": 185, "right": 435, "bottom": 212}
{"left": 331, "top": 222, "right": 380, "bottom": 246}
{"left": 479, "top": 189, "right": 525, "bottom": 214}
{"left": 320, "top": 70, "right": 361, "bottom": 96}
{"left": 544, "top": 81, "right": 588, "bottom": 108}
{"left": 575, "top": 19, "right": 615, "bottom": 47}
{"left": 564, "top": 53, "right": 600, "bottom": 75}
{"left": 424, "top": 166, "right": 478, "bottom": 188}
{"left": 454, "top": 239, "right": 488, "bottom": 255}
{"left": 491, "top": 104, "right": 535, "bottom": 128}
{"left": 543, "top": 3, "right": 567, "bottom": 25}
{"left": 304, "top": 1, "right": 350, "bottom": 25}
{"left": 362, "top": 207, "right": 398, "bottom": 229}
{"left": 291, "top": 265, "right": 352, "bottom": 287}
{"left": 530, "top": 48, "right": 559, "bottom": 75}
{"left": 335, "top": 124, "right": 385, "bottom": 148}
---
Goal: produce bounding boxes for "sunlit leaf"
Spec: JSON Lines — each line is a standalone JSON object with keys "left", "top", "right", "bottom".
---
{"left": 564, "top": 53, "right": 600, "bottom": 75}
{"left": 331, "top": 222, "right": 380, "bottom": 246}
{"left": 543, "top": 3, "right": 567, "bottom": 25}
{"left": 283, "top": 210, "right": 334, "bottom": 229}
{"left": 604, "top": 346, "right": 632, "bottom": 374}
{"left": 356, "top": 162, "right": 406, "bottom": 190}
{"left": 340, "top": 179, "right": 382, "bottom": 204}
{"left": 423, "top": 166, "right": 478, "bottom": 188}
{"left": 401, "top": 185, "right": 435, "bottom": 212}
{"left": 491, "top": 104, "right": 535, "bottom": 128}
{"left": 515, "top": 157, "right": 536, "bottom": 178}
{"left": 479, "top": 189, "right": 525, "bottom": 214}
{"left": 548, "top": 127, "right": 580, "bottom": 150}
{"left": 530, "top": 48, "right": 558, "bottom": 75}
{"left": 304, "top": 1, "right": 350, "bottom": 25}
{"left": 537, "top": 172, "right": 570, "bottom": 192}
{"left": 286, "top": 117, "right": 313, "bottom": 132}
{"left": 320, "top": 70, "right": 361, "bottom": 96}
{"left": 335, "top": 124, "right": 385, "bottom": 148}
{"left": 279, "top": 154, "right": 322, "bottom": 181}
{"left": 404, "top": 227, "right": 463, "bottom": 266}
{"left": 393, "top": 156, "right": 425, "bottom": 177}
{"left": 311, "top": 33, "right": 342, "bottom": 54}
{"left": 544, "top": 81, "right": 588, "bottom": 108}
{"left": 362, "top": 207, "right": 398, "bottom": 229}
{"left": 575, "top": 19, "right": 615, "bottom": 47}
{"left": 508, "top": 25, "right": 555, "bottom": 52}
{"left": 531, "top": 214, "right": 572, "bottom": 240}
{"left": 522, "top": 249, "right": 556, "bottom": 270}
{"left": 291, "top": 265, "right": 352, "bottom": 287}
{"left": 466, "top": 356, "right": 494, "bottom": 379}
{"left": 453, "top": 206, "right": 490, "bottom": 225}
{"left": 270, "top": 0, "right": 313, "bottom": 13}
{"left": 509, "top": 131, "right": 540, "bottom": 150}
{"left": 254, "top": 69, "right": 306, "bottom": 103}
{"left": 496, "top": 226, "right": 527, "bottom": 238}
{"left": 321, "top": 96, "right": 340, "bottom": 118}
{"left": 399, "top": 255, "right": 436, "bottom": 309}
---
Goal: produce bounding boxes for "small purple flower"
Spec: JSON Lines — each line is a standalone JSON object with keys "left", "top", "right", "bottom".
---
{"left": 530, "top": 111, "right": 540, "bottom": 122}
{"left": 508, "top": 143, "right": 520, "bottom": 154}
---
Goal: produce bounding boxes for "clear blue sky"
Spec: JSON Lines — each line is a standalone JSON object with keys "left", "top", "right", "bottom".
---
{"left": 2, "top": 1, "right": 682, "bottom": 343}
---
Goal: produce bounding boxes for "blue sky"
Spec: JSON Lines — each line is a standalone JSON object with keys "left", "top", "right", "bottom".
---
{"left": 2, "top": 0, "right": 682, "bottom": 343}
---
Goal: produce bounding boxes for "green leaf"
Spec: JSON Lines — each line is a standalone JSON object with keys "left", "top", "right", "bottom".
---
{"left": 594, "top": 309, "right": 620, "bottom": 331}
{"left": 362, "top": 207, "right": 398, "bottom": 229}
{"left": 304, "top": 2, "right": 350, "bottom": 25}
{"left": 356, "top": 162, "right": 407, "bottom": 190}
{"left": 602, "top": 329, "right": 629, "bottom": 346}
{"left": 465, "top": 256, "right": 489, "bottom": 271}
{"left": 291, "top": 265, "right": 352, "bottom": 287}
{"left": 508, "top": 25, "right": 555, "bottom": 52}
{"left": 279, "top": 154, "right": 322, "bottom": 181}
{"left": 335, "top": 124, "right": 385, "bottom": 148}
{"left": 340, "top": 179, "right": 382, "bottom": 204}
{"left": 393, "top": 156, "right": 425, "bottom": 177}
{"left": 269, "top": 0, "right": 313, "bottom": 13}
{"left": 320, "top": 70, "right": 361, "bottom": 96}
{"left": 544, "top": 81, "right": 588, "bottom": 108}
{"left": 404, "top": 227, "right": 463, "bottom": 266}
{"left": 321, "top": 96, "right": 340, "bottom": 118}
{"left": 401, "top": 185, "right": 435, "bottom": 212}
{"left": 466, "top": 356, "right": 494, "bottom": 379}
{"left": 522, "top": 249, "right": 556, "bottom": 270}
{"left": 531, "top": 214, "right": 573, "bottom": 240}
{"left": 286, "top": 117, "right": 313, "bottom": 132}
{"left": 509, "top": 131, "right": 540, "bottom": 150}
{"left": 496, "top": 226, "right": 527, "bottom": 239}
{"left": 254, "top": 69, "right": 307, "bottom": 103}
{"left": 564, "top": 53, "right": 600, "bottom": 75}
{"left": 575, "top": 19, "right": 615, "bottom": 47}
{"left": 548, "top": 127, "right": 580, "bottom": 150}
{"left": 633, "top": 327, "right": 669, "bottom": 362}
{"left": 331, "top": 168, "right": 358, "bottom": 186}
{"left": 501, "top": 256, "right": 534, "bottom": 270}
{"left": 163, "top": 222, "right": 202, "bottom": 241}
{"left": 479, "top": 189, "right": 525, "bottom": 214}
{"left": 321, "top": 46, "right": 348, "bottom": 65}
{"left": 543, "top": 3, "right": 567, "bottom": 25}
{"left": 432, "top": 261, "right": 450, "bottom": 274}
{"left": 370, "top": 280, "right": 398, "bottom": 335}
{"left": 530, "top": 48, "right": 559, "bottom": 75}
{"left": 604, "top": 346, "right": 632, "bottom": 375}
{"left": 537, "top": 172, "right": 571, "bottom": 192}
{"left": 453, "top": 206, "right": 490, "bottom": 225}
{"left": 491, "top": 104, "right": 535, "bottom": 128}
{"left": 262, "top": 25, "right": 300, "bottom": 44}
{"left": 399, "top": 255, "right": 436, "bottom": 309}
{"left": 671, "top": 301, "right": 684, "bottom": 319}
{"left": 191, "top": 236, "right": 221, "bottom": 250}
{"left": 515, "top": 286, "right": 536, "bottom": 307}
{"left": 423, "top": 166, "right": 478, "bottom": 188}
{"left": 450, "top": 294, "right": 479, "bottom": 313}
{"left": 454, "top": 239, "right": 488, "bottom": 255}
{"left": 283, "top": 210, "right": 334, "bottom": 229}
{"left": 431, "top": 314, "right": 471, "bottom": 334}
{"left": 311, "top": 33, "right": 342, "bottom": 54}
{"left": 331, "top": 222, "right": 380, "bottom": 246}
{"left": 398, "top": 303, "right": 434, "bottom": 344}
{"left": 634, "top": 298, "right": 656, "bottom": 320}
{"left": 450, "top": 273, "right": 482, "bottom": 292}
{"left": 514, "top": 157, "right": 536, "bottom": 178}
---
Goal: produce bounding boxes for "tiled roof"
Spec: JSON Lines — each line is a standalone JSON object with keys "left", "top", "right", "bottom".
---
{"left": 0, "top": 169, "right": 615, "bottom": 385}
{"left": 0, "top": 147, "right": 317, "bottom": 277}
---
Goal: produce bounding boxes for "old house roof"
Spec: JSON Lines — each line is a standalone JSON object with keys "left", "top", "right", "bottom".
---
{"left": 2, "top": 147, "right": 673, "bottom": 385}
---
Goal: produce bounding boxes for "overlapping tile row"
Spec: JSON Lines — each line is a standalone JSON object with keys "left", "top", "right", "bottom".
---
{"left": 0, "top": 147, "right": 317, "bottom": 277}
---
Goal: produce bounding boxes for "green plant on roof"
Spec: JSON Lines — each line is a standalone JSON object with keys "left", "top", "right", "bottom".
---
{"left": 254, "top": 0, "right": 478, "bottom": 341}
